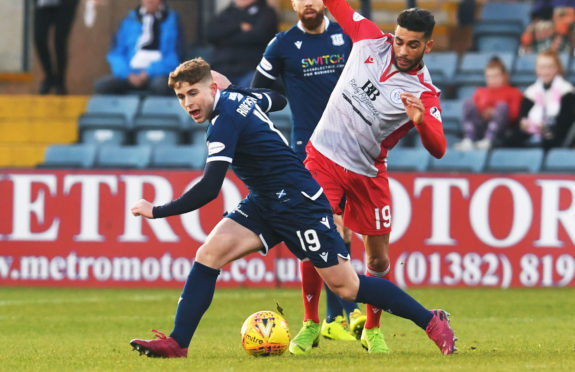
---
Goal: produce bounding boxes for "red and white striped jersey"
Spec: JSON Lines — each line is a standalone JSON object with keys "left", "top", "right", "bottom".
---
{"left": 310, "top": 0, "right": 446, "bottom": 177}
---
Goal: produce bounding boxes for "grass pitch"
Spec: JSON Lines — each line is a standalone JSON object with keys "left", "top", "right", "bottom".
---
{"left": 1, "top": 286, "right": 574, "bottom": 371}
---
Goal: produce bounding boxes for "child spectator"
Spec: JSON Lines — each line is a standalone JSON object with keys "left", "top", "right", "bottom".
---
{"left": 454, "top": 57, "right": 523, "bottom": 150}
{"left": 515, "top": 49, "right": 575, "bottom": 149}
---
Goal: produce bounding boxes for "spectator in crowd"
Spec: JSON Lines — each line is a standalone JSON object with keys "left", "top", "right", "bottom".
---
{"left": 454, "top": 57, "right": 523, "bottom": 151}
{"left": 34, "top": 0, "right": 80, "bottom": 95}
{"left": 520, "top": 0, "right": 575, "bottom": 54}
{"left": 514, "top": 49, "right": 575, "bottom": 149}
{"left": 206, "top": 0, "right": 278, "bottom": 87}
{"left": 94, "top": 0, "right": 183, "bottom": 96}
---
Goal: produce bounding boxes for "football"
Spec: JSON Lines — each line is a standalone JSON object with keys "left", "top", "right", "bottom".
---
{"left": 241, "top": 310, "right": 291, "bottom": 356}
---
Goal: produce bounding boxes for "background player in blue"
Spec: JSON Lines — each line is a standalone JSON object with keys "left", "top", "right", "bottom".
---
{"left": 128, "top": 57, "right": 456, "bottom": 358}
{"left": 251, "top": 0, "right": 364, "bottom": 347}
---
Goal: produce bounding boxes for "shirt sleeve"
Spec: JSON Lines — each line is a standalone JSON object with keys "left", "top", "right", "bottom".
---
{"left": 415, "top": 91, "right": 446, "bottom": 158}
{"left": 206, "top": 111, "right": 243, "bottom": 164}
{"left": 256, "top": 35, "right": 283, "bottom": 81}
{"left": 323, "top": 0, "right": 384, "bottom": 42}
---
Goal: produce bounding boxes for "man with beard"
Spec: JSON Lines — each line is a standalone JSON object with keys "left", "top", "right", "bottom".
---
{"left": 293, "top": 0, "right": 448, "bottom": 354}
{"left": 251, "top": 0, "right": 366, "bottom": 349}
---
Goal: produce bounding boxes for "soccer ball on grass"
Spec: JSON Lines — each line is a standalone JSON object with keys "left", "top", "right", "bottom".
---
{"left": 241, "top": 310, "right": 290, "bottom": 356}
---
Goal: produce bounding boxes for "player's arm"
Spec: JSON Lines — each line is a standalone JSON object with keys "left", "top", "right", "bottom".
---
{"left": 323, "top": 0, "right": 383, "bottom": 42}
{"left": 401, "top": 92, "right": 446, "bottom": 158}
{"left": 131, "top": 161, "right": 230, "bottom": 219}
{"left": 227, "top": 85, "right": 287, "bottom": 113}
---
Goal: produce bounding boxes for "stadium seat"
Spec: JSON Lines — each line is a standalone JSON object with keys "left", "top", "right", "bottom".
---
{"left": 543, "top": 148, "right": 575, "bottom": 173}
{"left": 475, "top": 35, "right": 520, "bottom": 54}
{"left": 78, "top": 95, "right": 141, "bottom": 145}
{"left": 386, "top": 147, "right": 430, "bottom": 172}
{"left": 486, "top": 148, "right": 545, "bottom": 173}
{"left": 151, "top": 144, "right": 207, "bottom": 169}
{"left": 424, "top": 52, "right": 458, "bottom": 91}
{"left": 133, "top": 115, "right": 183, "bottom": 146}
{"left": 38, "top": 144, "right": 97, "bottom": 169}
{"left": 439, "top": 99, "right": 464, "bottom": 135}
{"left": 94, "top": 145, "right": 152, "bottom": 169}
{"left": 429, "top": 149, "right": 487, "bottom": 173}
{"left": 473, "top": 2, "right": 531, "bottom": 43}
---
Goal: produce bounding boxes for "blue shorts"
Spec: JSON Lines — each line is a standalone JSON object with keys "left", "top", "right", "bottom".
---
{"left": 226, "top": 191, "right": 349, "bottom": 268}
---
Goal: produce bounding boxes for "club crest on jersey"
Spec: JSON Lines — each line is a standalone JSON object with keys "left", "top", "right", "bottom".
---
{"left": 430, "top": 106, "right": 442, "bottom": 122}
{"left": 294, "top": 41, "right": 302, "bottom": 49}
{"left": 390, "top": 88, "right": 403, "bottom": 104}
{"left": 353, "top": 12, "right": 365, "bottom": 22}
{"left": 331, "top": 34, "right": 345, "bottom": 46}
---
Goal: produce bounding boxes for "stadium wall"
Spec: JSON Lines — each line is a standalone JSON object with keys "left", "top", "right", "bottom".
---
{"left": 0, "top": 170, "right": 574, "bottom": 288}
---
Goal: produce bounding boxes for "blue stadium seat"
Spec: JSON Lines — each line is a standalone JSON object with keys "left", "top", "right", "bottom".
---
{"left": 475, "top": 35, "right": 520, "bottom": 54}
{"left": 473, "top": 2, "right": 531, "bottom": 36}
{"left": 543, "top": 148, "right": 575, "bottom": 173}
{"left": 439, "top": 99, "right": 464, "bottom": 135}
{"left": 429, "top": 149, "right": 487, "bottom": 173}
{"left": 95, "top": 145, "right": 152, "bottom": 169}
{"left": 386, "top": 147, "right": 431, "bottom": 172}
{"left": 486, "top": 148, "right": 545, "bottom": 173}
{"left": 39, "top": 144, "right": 97, "bottom": 169}
{"left": 79, "top": 95, "right": 141, "bottom": 145}
{"left": 139, "top": 96, "right": 192, "bottom": 128}
{"left": 151, "top": 145, "right": 207, "bottom": 169}
{"left": 424, "top": 52, "right": 458, "bottom": 91}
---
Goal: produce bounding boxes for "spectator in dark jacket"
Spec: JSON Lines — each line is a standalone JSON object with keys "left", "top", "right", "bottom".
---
{"left": 206, "top": 0, "right": 278, "bottom": 87}
{"left": 94, "top": 0, "right": 183, "bottom": 95}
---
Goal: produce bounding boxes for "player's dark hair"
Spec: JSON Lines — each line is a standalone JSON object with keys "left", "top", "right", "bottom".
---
{"left": 168, "top": 57, "right": 212, "bottom": 88}
{"left": 397, "top": 8, "right": 435, "bottom": 39}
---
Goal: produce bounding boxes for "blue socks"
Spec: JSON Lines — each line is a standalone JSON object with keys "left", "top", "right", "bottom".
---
{"left": 355, "top": 274, "right": 433, "bottom": 329}
{"left": 170, "top": 262, "right": 220, "bottom": 348}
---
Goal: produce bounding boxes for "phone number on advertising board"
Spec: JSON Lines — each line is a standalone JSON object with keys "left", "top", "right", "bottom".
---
{"left": 394, "top": 252, "right": 575, "bottom": 288}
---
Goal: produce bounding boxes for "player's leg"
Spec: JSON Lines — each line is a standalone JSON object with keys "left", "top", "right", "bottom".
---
{"left": 342, "top": 171, "right": 392, "bottom": 353}
{"left": 361, "top": 233, "right": 391, "bottom": 352}
{"left": 316, "top": 258, "right": 457, "bottom": 356}
{"left": 131, "top": 218, "right": 264, "bottom": 358}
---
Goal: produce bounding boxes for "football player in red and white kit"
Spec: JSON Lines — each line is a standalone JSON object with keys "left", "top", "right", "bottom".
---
{"left": 291, "top": 0, "right": 447, "bottom": 354}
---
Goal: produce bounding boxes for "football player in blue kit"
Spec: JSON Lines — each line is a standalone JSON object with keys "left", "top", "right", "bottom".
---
{"left": 251, "top": 0, "right": 365, "bottom": 345}
{"left": 129, "top": 57, "right": 456, "bottom": 358}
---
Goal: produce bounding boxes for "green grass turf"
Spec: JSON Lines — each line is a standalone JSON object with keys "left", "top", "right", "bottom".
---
{"left": 1, "top": 287, "right": 574, "bottom": 371}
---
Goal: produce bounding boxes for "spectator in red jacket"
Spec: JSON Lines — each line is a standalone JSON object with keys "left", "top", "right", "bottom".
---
{"left": 454, "top": 57, "right": 523, "bottom": 150}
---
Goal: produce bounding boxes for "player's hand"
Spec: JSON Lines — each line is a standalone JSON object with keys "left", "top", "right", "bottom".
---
{"left": 400, "top": 92, "right": 424, "bottom": 125}
{"left": 131, "top": 199, "right": 154, "bottom": 219}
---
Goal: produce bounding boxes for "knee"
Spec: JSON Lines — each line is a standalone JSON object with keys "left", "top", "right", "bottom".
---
{"left": 366, "top": 255, "right": 390, "bottom": 273}
{"left": 195, "top": 245, "right": 221, "bottom": 269}
{"left": 327, "top": 282, "right": 357, "bottom": 302}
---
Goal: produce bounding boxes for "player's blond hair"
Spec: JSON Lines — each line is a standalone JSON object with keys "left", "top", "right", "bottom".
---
{"left": 168, "top": 57, "right": 212, "bottom": 89}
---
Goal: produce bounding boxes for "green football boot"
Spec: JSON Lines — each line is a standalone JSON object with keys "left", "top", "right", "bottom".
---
{"left": 289, "top": 320, "right": 320, "bottom": 355}
{"left": 360, "top": 327, "right": 390, "bottom": 354}
{"left": 320, "top": 315, "right": 357, "bottom": 341}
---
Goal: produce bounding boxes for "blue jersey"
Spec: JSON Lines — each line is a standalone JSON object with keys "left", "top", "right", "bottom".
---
{"left": 256, "top": 18, "right": 352, "bottom": 158}
{"left": 206, "top": 89, "right": 323, "bottom": 203}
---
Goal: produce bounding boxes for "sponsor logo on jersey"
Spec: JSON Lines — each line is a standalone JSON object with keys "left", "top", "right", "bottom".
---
{"left": 208, "top": 141, "right": 226, "bottom": 155}
{"left": 331, "top": 33, "right": 345, "bottom": 46}
{"left": 353, "top": 12, "right": 365, "bottom": 22}
{"left": 430, "top": 106, "right": 442, "bottom": 122}
{"left": 364, "top": 56, "right": 374, "bottom": 64}
{"left": 361, "top": 80, "right": 381, "bottom": 101}
{"left": 260, "top": 57, "right": 273, "bottom": 71}
{"left": 319, "top": 252, "right": 329, "bottom": 262}
{"left": 301, "top": 54, "right": 345, "bottom": 68}
{"left": 294, "top": 40, "right": 303, "bottom": 49}
{"left": 320, "top": 216, "right": 330, "bottom": 229}
{"left": 390, "top": 88, "right": 403, "bottom": 104}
